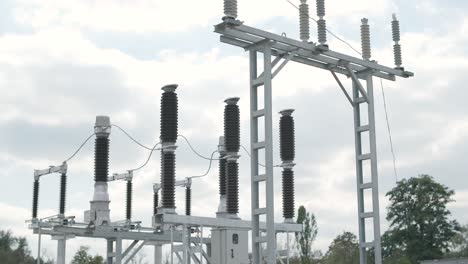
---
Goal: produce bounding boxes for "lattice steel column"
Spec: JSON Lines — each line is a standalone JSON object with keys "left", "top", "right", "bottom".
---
{"left": 249, "top": 42, "right": 277, "bottom": 264}
{"left": 352, "top": 75, "right": 382, "bottom": 264}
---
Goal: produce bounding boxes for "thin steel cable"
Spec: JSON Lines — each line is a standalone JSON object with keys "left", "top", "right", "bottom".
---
{"left": 284, "top": 0, "right": 362, "bottom": 56}
{"left": 178, "top": 134, "right": 220, "bottom": 161}
{"left": 130, "top": 142, "right": 161, "bottom": 172}
{"left": 190, "top": 150, "right": 219, "bottom": 179}
{"left": 111, "top": 124, "right": 154, "bottom": 150}
{"left": 380, "top": 78, "right": 399, "bottom": 182}
{"left": 64, "top": 132, "right": 96, "bottom": 162}
{"left": 240, "top": 145, "right": 284, "bottom": 168}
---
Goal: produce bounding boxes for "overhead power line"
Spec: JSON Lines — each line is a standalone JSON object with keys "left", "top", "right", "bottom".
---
{"left": 64, "top": 132, "right": 96, "bottom": 162}
{"left": 191, "top": 150, "right": 219, "bottom": 179}
{"left": 178, "top": 134, "right": 220, "bottom": 161}
{"left": 379, "top": 78, "right": 399, "bottom": 182}
{"left": 112, "top": 124, "right": 154, "bottom": 151}
{"left": 130, "top": 142, "right": 161, "bottom": 172}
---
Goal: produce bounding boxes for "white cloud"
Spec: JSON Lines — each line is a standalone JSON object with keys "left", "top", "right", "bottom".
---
{"left": 12, "top": 0, "right": 392, "bottom": 33}
{"left": 1, "top": 0, "right": 468, "bottom": 260}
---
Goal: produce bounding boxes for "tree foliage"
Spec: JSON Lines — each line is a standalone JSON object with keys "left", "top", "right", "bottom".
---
{"left": 383, "top": 175, "right": 459, "bottom": 263}
{"left": 322, "top": 231, "right": 359, "bottom": 264}
{"left": 71, "top": 246, "right": 104, "bottom": 264}
{"left": 447, "top": 223, "right": 468, "bottom": 258}
{"left": 295, "top": 206, "right": 318, "bottom": 264}
{"left": 0, "top": 229, "right": 52, "bottom": 264}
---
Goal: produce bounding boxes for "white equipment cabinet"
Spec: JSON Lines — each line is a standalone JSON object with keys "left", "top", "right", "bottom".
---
{"left": 210, "top": 228, "right": 249, "bottom": 264}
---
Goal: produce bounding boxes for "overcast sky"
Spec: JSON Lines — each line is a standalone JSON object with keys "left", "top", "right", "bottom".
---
{"left": 0, "top": 0, "right": 467, "bottom": 262}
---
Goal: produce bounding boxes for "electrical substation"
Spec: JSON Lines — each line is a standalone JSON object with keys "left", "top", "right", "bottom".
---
{"left": 27, "top": 0, "right": 414, "bottom": 263}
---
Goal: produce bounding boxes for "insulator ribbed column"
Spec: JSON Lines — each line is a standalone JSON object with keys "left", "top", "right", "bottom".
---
{"left": 224, "top": 97, "right": 240, "bottom": 216}
{"left": 361, "top": 18, "right": 372, "bottom": 60}
{"left": 299, "top": 0, "right": 310, "bottom": 42}
{"left": 223, "top": 0, "right": 238, "bottom": 19}
{"left": 392, "top": 14, "right": 403, "bottom": 68}
{"left": 316, "top": 0, "right": 327, "bottom": 45}
{"left": 160, "top": 86, "right": 178, "bottom": 143}
{"left": 280, "top": 112, "right": 295, "bottom": 162}
{"left": 153, "top": 191, "right": 159, "bottom": 216}
{"left": 282, "top": 169, "right": 295, "bottom": 219}
{"left": 59, "top": 173, "right": 67, "bottom": 216}
{"left": 219, "top": 155, "right": 227, "bottom": 196}
{"left": 279, "top": 109, "right": 296, "bottom": 221}
{"left": 90, "top": 116, "right": 111, "bottom": 226}
{"left": 126, "top": 180, "right": 132, "bottom": 221}
{"left": 226, "top": 160, "right": 239, "bottom": 214}
{"left": 161, "top": 152, "right": 176, "bottom": 209}
{"left": 186, "top": 186, "right": 192, "bottom": 216}
{"left": 224, "top": 98, "right": 240, "bottom": 153}
{"left": 32, "top": 179, "right": 39, "bottom": 219}
{"left": 160, "top": 84, "right": 178, "bottom": 212}
{"left": 94, "top": 137, "right": 109, "bottom": 183}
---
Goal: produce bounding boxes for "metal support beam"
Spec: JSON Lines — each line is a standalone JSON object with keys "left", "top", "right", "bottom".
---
{"left": 250, "top": 49, "right": 261, "bottom": 264}
{"left": 352, "top": 75, "right": 382, "bottom": 264}
{"left": 346, "top": 64, "right": 369, "bottom": 103}
{"left": 154, "top": 245, "right": 162, "bottom": 264}
{"left": 107, "top": 239, "right": 114, "bottom": 264}
{"left": 122, "top": 240, "right": 139, "bottom": 259}
{"left": 366, "top": 75, "right": 383, "bottom": 264}
{"left": 258, "top": 55, "right": 283, "bottom": 81}
{"left": 263, "top": 43, "right": 276, "bottom": 264}
{"left": 115, "top": 238, "right": 123, "bottom": 264}
{"left": 215, "top": 21, "right": 414, "bottom": 80}
{"left": 272, "top": 52, "right": 296, "bottom": 79}
{"left": 56, "top": 238, "right": 66, "bottom": 264}
{"left": 330, "top": 70, "right": 353, "bottom": 106}
{"left": 123, "top": 241, "right": 146, "bottom": 264}
{"left": 248, "top": 41, "right": 278, "bottom": 264}
{"left": 155, "top": 213, "right": 301, "bottom": 233}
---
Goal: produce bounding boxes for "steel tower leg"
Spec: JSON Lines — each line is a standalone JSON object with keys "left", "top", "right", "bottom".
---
{"left": 352, "top": 75, "right": 382, "bottom": 264}
{"left": 249, "top": 42, "right": 276, "bottom": 264}
{"left": 107, "top": 239, "right": 114, "bottom": 264}
{"left": 56, "top": 238, "right": 66, "bottom": 264}
{"left": 115, "top": 238, "right": 123, "bottom": 264}
{"left": 154, "top": 244, "right": 162, "bottom": 264}
{"left": 250, "top": 50, "right": 261, "bottom": 264}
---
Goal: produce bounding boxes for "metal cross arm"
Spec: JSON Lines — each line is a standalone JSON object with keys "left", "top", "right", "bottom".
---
{"left": 155, "top": 213, "right": 302, "bottom": 233}
{"left": 109, "top": 171, "right": 133, "bottom": 182}
{"left": 34, "top": 162, "right": 67, "bottom": 180}
{"left": 214, "top": 20, "right": 414, "bottom": 81}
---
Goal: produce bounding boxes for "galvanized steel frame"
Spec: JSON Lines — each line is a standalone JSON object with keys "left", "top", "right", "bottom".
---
{"left": 215, "top": 18, "right": 413, "bottom": 264}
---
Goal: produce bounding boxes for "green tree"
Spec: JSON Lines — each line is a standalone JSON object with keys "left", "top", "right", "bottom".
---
{"left": 382, "top": 248, "right": 411, "bottom": 264}
{"left": 322, "top": 231, "right": 359, "bottom": 264}
{"left": 447, "top": 223, "right": 468, "bottom": 257}
{"left": 71, "top": 246, "right": 104, "bottom": 264}
{"left": 383, "top": 175, "right": 459, "bottom": 263}
{"left": 295, "top": 206, "right": 318, "bottom": 264}
{"left": 0, "top": 229, "right": 49, "bottom": 264}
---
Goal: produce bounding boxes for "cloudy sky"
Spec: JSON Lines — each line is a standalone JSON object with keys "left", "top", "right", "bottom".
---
{"left": 0, "top": 0, "right": 467, "bottom": 262}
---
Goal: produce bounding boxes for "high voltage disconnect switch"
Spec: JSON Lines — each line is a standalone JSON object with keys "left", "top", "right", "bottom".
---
{"left": 27, "top": 0, "right": 414, "bottom": 263}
